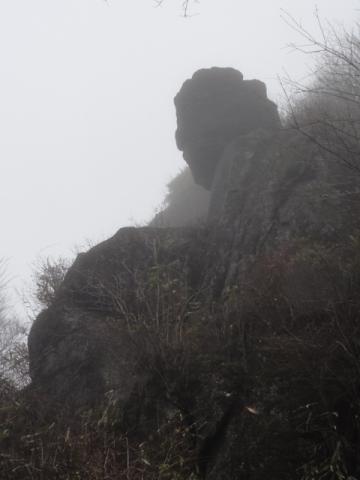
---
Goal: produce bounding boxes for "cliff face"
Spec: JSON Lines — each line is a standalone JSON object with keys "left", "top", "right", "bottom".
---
{"left": 28, "top": 227, "right": 209, "bottom": 408}
{"left": 27, "top": 68, "right": 360, "bottom": 479}
{"left": 208, "top": 128, "right": 360, "bottom": 310}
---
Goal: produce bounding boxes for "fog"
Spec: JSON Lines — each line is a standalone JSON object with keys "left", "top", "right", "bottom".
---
{"left": 0, "top": 0, "right": 358, "bottom": 317}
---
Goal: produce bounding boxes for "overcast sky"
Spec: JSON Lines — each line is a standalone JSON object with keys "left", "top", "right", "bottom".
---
{"left": 0, "top": 0, "right": 358, "bottom": 317}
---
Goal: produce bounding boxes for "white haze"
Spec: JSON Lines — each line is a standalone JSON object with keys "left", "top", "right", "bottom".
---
{"left": 0, "top": 0, "right": 358, "bottom": 318}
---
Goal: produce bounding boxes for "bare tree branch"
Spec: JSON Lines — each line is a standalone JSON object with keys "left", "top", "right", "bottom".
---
{"left": 281, "top": 10, "right": 360, "bottom": 173}
{"left": 153, "top": 0, "right": 198, "bottom": 17}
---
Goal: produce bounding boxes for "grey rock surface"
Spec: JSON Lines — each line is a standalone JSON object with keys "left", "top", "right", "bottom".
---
{"left": 206, "top": 128, "right": 360, "bottom": 311}
{"left": 27, "top": 68, "right": 360, "bottom": 478}
{"left": 174, "top": 67, "right": 281, "bottom": 189}
{"left": 28, "top": 226, "right": 207, "bottom": 409}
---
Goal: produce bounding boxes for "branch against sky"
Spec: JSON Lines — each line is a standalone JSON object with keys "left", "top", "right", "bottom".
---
{"left": 153, "top": 0, "right": 199, "bottom": 17}
{"left": 0, "top": 259, "right": 29, "bottom": 388}
{"left": 280, "top": 9, "right": 360, "bottom": 173}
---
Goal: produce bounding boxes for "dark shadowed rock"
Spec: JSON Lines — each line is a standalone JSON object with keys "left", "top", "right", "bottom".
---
{"left": 26, "top": 68, "right": 360, "bottom": 479}
{"left": 174, "top": 67, "right": 281, "bottom": 189}
{"left": 28, "top": 227, "right": 208, "bottom": 410}
{"left": 206, "top": 127, "right": 360, "bottom": 313}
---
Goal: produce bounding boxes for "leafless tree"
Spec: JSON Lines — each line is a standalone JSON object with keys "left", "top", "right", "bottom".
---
{"left": 32, "top": 256, "right": 70, "bottom": 309}
{"left": 281, "top": 10, "right": 360, "bottom": 172}
{"left": 0, "top": 260, "right": 29, "bottom": 389}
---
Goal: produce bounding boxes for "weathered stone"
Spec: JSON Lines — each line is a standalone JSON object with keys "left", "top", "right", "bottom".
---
{"left": 28, "top": 226, "right": 208, "bottom": 409}
{"left": 207, "top": 127, "right": 360, "bottom": 312}
{"left": 27, "top": 68, "right": 360, "bottom": 478}
{"left": 174, "top": 67, "right": 281, "bottom": 188}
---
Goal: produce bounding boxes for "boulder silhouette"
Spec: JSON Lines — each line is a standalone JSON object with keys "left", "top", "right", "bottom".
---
{"left": 174, "top": 67, "right": 281, "bottom": 189}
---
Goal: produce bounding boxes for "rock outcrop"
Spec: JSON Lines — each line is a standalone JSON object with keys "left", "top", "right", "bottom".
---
{"left": 27, "top": 68, "right": 360, "bottom": 479}
{"left": 28, "top": 226, "right": 208, "bottom": 409}
{"left": 174, "top": 67, "right": 281, "bottom": 189}
{"left": 206, "top": 127, "right": 360, "bottom": 311}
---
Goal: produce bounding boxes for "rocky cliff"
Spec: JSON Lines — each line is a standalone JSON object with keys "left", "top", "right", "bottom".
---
{"left": 26, "top": 68, "right": 360, "bottom": 479}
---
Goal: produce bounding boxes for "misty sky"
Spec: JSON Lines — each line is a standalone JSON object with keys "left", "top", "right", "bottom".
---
{"left": 0, "top": 0, "right": 358, "bottom": 318}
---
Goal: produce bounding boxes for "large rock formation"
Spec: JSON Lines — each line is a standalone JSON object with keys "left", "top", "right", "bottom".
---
{"left": 26, "top": 68, "right": 360, "bottom": 479}
{"left": 174, "top": 67, "right": 281, "bottom": 188}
